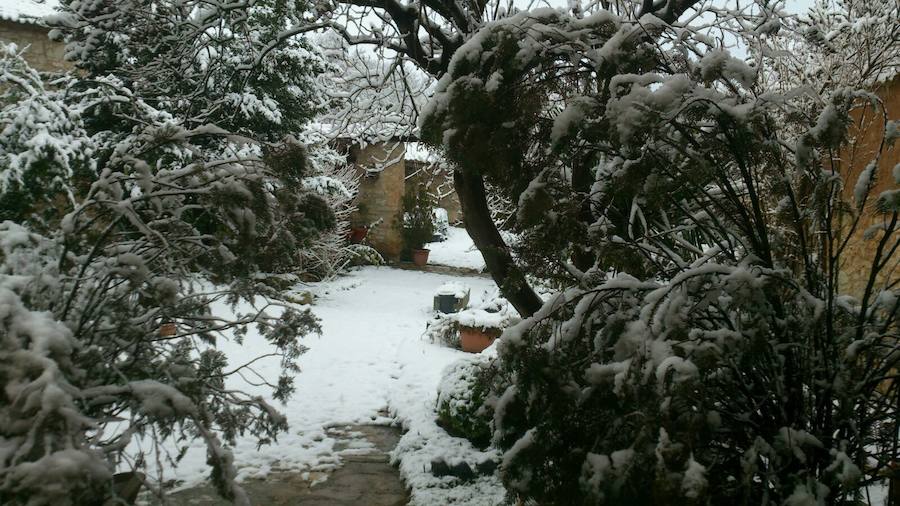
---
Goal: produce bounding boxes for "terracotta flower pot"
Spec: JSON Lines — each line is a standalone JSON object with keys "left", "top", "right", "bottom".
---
{"left": 412, "top": 248, "right": 430, "bottom": 267}
{"left": 459, "top": 325, "right": 502, "bottom": 353}
{"left": 349, "top": 226, "right": 368, "bottom": 244}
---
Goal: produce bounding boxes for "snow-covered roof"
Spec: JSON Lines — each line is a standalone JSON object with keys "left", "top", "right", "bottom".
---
{"left": 0, "top": 0, "right": 59, "bottom": 25}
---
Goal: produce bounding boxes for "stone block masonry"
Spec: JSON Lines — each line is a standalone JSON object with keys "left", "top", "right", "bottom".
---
{"left": 351, "top": 142, "right": 406, "bottom": 261}
{"left": 835, "top": 76, "right": 900, "bottom": 298}
{"left": 0, "top": 20, "right": 71, "bottom": 72}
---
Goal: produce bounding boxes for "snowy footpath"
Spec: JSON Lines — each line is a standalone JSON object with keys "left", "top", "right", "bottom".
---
{"left": 426, "top": 227, "right": 487, "bottom": 271}
{"left": 145, "top": 266, "right": 504, "bottom": 505}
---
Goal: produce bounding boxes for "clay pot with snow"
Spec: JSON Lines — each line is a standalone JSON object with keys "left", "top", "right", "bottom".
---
{"left": 349, "top": 225, "right": 368, "bottom": 244}
{"left": 412, "top": 248, "right": 430, "bottom": 267}
{"left": 455, "top": 308, "right": 507, "bottom": 353}
{"left": 459, "top": 325, "right": 502, "bottom": 353}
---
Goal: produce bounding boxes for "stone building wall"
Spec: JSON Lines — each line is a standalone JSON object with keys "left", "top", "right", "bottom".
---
{"left": 0, "top": 20, "right": 70, "bottom": 72}
{"left": 350, "top": 142, "right": 406, "bottom": 261}
{"left": 837, "top": 76, "right": 900, "bottom": 297}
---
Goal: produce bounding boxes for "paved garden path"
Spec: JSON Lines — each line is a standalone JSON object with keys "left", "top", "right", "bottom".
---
{"left": 140, "top": 266, "right": 500, "bottom": 504}
{"left": 162, "top": 425, "right": 408, "bottom": 505}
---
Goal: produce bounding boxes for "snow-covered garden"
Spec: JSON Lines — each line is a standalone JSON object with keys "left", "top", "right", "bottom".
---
{"left": 2, "top": 0, "right": 899, "bottom": 505}
{"left": 155, "top": 266, "right": 503, "bottom": 504}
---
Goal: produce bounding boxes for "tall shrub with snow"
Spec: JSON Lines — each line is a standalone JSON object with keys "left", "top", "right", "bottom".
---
{"left": 47, "top": 0, "right": 355, "bottom": 280}
{"left": 436, "top": 354, "right": 500, "bottom": 448}
{"left": 422, "top": 5, "right": 899, "bottom": 504}
{"left": 0, "top": 49, "right": 93, "bottom": 228}
{"left": 0, "top": 1, "right": 334, "bottom": 499}
{"left": 762, "top": 0, "right": 900, "bottom": 92}
{"left": 49, "top": 0, "right": 331, "bottom": 140}
{"left": 295, "top": 132, "right": 360, "bottom": 279}
{"left": 310, "top": 0, "right": 713, "bottom": 317}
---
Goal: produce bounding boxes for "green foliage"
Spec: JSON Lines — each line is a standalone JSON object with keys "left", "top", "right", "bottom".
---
{"left": 53, "top": 0, "right": 332, "bottom": 141}
{"left": 345, "top": 244, "right": 385, "bottom": 266}
{"left": 436, "top": 356, "right": 500, "bottom": 449}
{"left": 424, "top": 6, "right": 900, "bottom": 506}
{"left": 0, "top": 9, "right": 334, "bottom": 498}
{"left": 400, "top": 183, "right": 435, "bottom": 251}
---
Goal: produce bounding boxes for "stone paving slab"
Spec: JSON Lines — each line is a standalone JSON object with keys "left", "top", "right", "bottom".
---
{"left": 154, "top": 425, "right": 408, "bottom": 506}
{"left": 392, "top": 261, "right": 489, "bottom": 278}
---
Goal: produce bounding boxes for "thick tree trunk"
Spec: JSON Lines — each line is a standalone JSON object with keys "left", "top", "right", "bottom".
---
{"left": 454, "top": 170, "right": 543, "bottom": 318}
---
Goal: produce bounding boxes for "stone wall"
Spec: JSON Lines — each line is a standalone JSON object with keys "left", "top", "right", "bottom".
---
{"left": 837, "top": 76, "right": 900, "bottom": 297}
{"left": 0, "top": 20, "right": 70, "bottom": 72}
{"left": 350, "top": 142, "right": 406, "bottom": 261}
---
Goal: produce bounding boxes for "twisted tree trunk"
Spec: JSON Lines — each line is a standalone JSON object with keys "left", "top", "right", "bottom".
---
{"left": 454, "top": 169, "right": 543, "bottom": 317}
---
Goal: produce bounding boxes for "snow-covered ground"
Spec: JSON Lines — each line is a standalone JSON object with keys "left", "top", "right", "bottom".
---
{"left": 426, "top": 226, "right": 487, "bottom": 271}
{"left": 141, "top": 266, "right": 504, "bottom": 504}
{"left": 0, "top": 0, "right": 59, "bottom": 23}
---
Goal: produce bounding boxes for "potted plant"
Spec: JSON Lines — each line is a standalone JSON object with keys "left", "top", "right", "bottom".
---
{"left": 349, "top": 202, "right": 370, "bottom": 244}
{"left": 400, "top": 184, "right": 435, "bottom": 266}
{"left": 454, "top": 297, "right": 519, "bottom": 353}
{"left": 349, "top": 224, "right": 368, "bottom": 243}
{"left": 459, "top": 323, "right": 503, "bottom": 353}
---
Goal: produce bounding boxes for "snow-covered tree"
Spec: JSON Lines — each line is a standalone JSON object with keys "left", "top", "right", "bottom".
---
{"left": 1, "top": 0, "right": 338, "bottom": 501}
{"left": 49, "top": 0, "right": 331, "bottom": 140}
{"left": 759, "top": 0, "right": 900, "bottom": 94}
{"left": 312, "top": 0, "right": 726, "bottom": 316}
{"left": 293, "top": 129, "right": 361, "bottom": 279}
{"left": 420, "top": 4, "right": 899, "bottom": 504}
{"left": 317, "top": 0, "right": 895, "bottom": 314}
{"left": 312, "top": 31, "right": 430, "bottom": 148}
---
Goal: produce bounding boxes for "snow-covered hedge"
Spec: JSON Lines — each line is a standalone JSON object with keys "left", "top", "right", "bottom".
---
{"left": 436, "top": 355, "right": 499, "bottom": 448}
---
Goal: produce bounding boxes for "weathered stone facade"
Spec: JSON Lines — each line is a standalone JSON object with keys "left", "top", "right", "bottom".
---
{"left": 837, "top": 76, "right": 900, "bottom": 297}
{"left": 0, "top": 20, "right": 70, "bottom": 72}
{"left": 350, "top": 142, "right": 407, "bottom": 260}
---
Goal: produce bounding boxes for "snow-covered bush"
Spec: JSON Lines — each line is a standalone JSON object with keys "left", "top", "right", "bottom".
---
{"left": 432, "top": 207, "right": 450, "bottom": 242}
{"left": 0, "top": 45, "right": 94, "bottom": 230}
{"left": 423, "top": 5, "right": 900, "bottom": 505}
{"left": 456, "top": 298, "right": 519, "bottom": 332}
{"left": 50, "top": 0, "right": 331, "bottom": 142}
{"left": 426, "top": 314, "right": 463, "bottom": 349}
{"left": 436, "top": 355, "right": 500, "bottom": 448}
{"left": 294, "top": 136, "right": 361, "bottom": 279}
{"left": 0, "top": 0, "right": 334, "bottom": 498}
{"left": 400, "top": 184, "right": 435, "bottom": 252}
{"left": 47, "top": 0, "right": 374, "bottom": 282}
{"left": 345, "top": 244, "right": 385, "bottom": 267}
